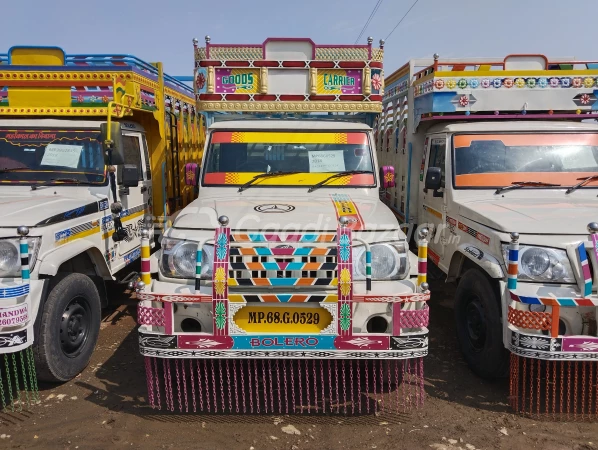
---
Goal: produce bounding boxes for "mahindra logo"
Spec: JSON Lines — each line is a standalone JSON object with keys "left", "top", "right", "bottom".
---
{"left": 254, "top": 204, "right": 295, "bottom": 213}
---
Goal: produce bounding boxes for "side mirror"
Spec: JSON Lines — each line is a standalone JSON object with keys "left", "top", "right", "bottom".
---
{"left": 100, "top": 122, "right": 125, "bottom": 165}
{"left": 119, "top": 164, "right": 139, "bottom": 188}
{"left": 424, "top": 167, "right": 442, "bottom": 193}
{"left": 380, "top": 166, "right": 396, "bottom": 188}
{"left": 185, "top": 163, "right": 200, "bottom": 186}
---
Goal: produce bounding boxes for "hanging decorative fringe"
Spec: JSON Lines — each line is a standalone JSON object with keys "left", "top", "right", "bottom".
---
{"left": 509, "top": 354, "right": 598, "bottom": 420}
{"left": 0, "top": 347, "right": 39, "bottom": 412}
{"left": 144, "top": 357, "right": 425, "bottom": 414}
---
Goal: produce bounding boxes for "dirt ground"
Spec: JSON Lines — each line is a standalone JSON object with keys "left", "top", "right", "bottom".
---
{"left": 1, "top": 279, "right": 598, "bottom": 450}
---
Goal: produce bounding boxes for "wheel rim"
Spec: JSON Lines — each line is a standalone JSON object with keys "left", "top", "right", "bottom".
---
{"left": 464, "top": 296, "right": 486, "bottom": 351}
{"left": 60, "top": 296, "right": 91, "bottom": 357}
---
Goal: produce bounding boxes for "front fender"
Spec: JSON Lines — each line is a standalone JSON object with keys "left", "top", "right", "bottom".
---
{"left": 456, "top": 243, "right": 504, "bottom": 279}
{"left": 37, "top": 239, "right": 112, "bottom": 279}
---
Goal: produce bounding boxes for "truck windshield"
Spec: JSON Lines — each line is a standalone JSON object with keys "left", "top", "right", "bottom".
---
{"left": 0, "top": 128, "right": 106, "bottom": 185}
{"left": 203, "top": 131, "right": 375, "bottom": 188}
{"left": 453, "top": 133, "right": 598, "bottom": 188}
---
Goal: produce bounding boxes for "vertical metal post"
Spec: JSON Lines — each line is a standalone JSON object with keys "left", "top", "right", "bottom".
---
{"left": 508, "top": 232, "right": 519, "bottom": 291}
{"left": 17, "top": 226, "right": 30, "bottom": 285}
{"left": 417, "top": 227, "right": 428, "bottom": 287}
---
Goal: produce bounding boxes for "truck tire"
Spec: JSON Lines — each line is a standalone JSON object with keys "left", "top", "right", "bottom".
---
{"left": 34, "top": 273, "right": 101, "bottom": 382}
{"left": 454, "top": 269, "right": 508, "bottom": 379}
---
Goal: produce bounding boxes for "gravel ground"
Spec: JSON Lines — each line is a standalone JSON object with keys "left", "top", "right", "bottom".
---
{"left": 1, "top": 279, "right": 597, "bottom": 449}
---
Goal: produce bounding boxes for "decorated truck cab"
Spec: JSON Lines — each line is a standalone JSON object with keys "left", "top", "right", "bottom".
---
{"left": 136, "top": 37, "right": 430, "bottom": 414}
{"left": 0, "top": 46, "right": 202, "bottom": 409}
{"left": 379, "top": 54, "right": 598, "bottom": 418}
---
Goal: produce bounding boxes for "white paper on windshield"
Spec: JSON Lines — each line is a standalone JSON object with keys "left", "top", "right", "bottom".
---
{"left": 308, "top": 150, "right": 345, "bottom": 172}
{"left": 40, "top": 144, "right": 83, "bottom": 169}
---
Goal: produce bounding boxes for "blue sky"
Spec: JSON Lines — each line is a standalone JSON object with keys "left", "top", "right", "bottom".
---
{"left": 2, "top": 0, "right": 594, "bottom": 77}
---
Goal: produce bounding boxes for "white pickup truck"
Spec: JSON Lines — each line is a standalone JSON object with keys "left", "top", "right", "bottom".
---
{"left": 134, "top": 36, "right": 431, "bottom": 415}
{"left": 0, "top": 46, "right": 200, "bottom": 392}
{"left": 379, "top": 54, "right": 598, "bottom": 415}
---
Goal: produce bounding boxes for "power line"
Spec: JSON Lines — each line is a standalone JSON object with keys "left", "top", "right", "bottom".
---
{"left": 355, "top": 0, "right": 384, "bottom": 44}
{"left": 384, "top": 0, "right": 419, "bottom": 41}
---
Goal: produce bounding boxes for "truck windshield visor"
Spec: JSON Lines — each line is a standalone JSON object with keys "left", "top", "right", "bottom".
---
{"left": 453, "top": 133, "right": 598, "bottom": 188}
{"left": 0, "top": 128, "right": 106, "bottom": 184}
{"left": 203, "top": 131, "right": 375, "bottom": 187}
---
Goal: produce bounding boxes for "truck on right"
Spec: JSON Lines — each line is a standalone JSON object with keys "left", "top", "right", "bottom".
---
{"left": 379, "top": 54, "right": 598, "bottom": 419}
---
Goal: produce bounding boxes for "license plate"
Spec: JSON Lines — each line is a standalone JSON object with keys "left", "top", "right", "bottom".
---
{"left": 232, "top": 305, "right": 332, "bottom": 333}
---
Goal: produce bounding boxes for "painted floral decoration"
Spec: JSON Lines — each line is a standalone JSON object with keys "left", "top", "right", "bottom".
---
{"left": 339, "top": 268, "right": 352, "bottom": 296}
{"left": 214, "top": 267, "right": 226, "bottom": 296}
{"left": 492, "top": 79, "right": 502, "bottom": 88}
{"left": 580, "top": 94, "right": 591, "bottom": 105}
{"left": 371, "top": 73, "right": 382, "bottom": 91}
{"left": 446, "top": 79, "right": 457, "bottom": 89}
{"left": 339, "top": 234, "right": 351, "bottom": 262}
{"left": 526, "top": 78, "right": 536, "bottom": 88}
{"left": 561, "top": 78, "right": 571, "bottom": 88}
{"left": 459, "top": 95, "right": 469, "bottom": 107}
{"left": 469, "top": 79, "right": 480, "bottom": 89}
{"left": 481, "top": 79, "right": 491, "bottom": 88}
{"left": 196, "top": 72, "right": 206, "bottom": 90}
{"left": 537, "top": 78, "right": 548, "bottom": 88}
{"left": 457, "top": 78, "right": 468, "bottom": 89}
{"left": 503, "top": 78, "right": 514, "bottom": 88}
{"left": 339, "top": 303, "right": 351, "bottom": 331}
{"left": 515, "top": 78, "right": 525, "bottom": 88}
{"left": 434, "top": 79, "right": 445, "bottom": 89}
{"left": 572, "top": 77, "right": 583, "bottom": 88}
{"left": 214, "top": 301, "right": 226, "bottom": 330}
{"left": 77, "top": 95, "right": 85, "bottom": 103}
{"left": 549, "top": 77, "right": 560, "bottom": 88}
{"left": 584, "top": 77, "right": 595, "bottom": 88}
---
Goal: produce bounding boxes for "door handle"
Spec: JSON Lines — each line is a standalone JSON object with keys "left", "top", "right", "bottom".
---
{"left": 140, "top": 186, "right": 148, "bottom": 193}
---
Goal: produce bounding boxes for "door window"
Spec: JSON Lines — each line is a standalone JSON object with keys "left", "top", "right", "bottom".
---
{"left": 427, "top": 138, "right": 446, "bottom": 188}
{"left": 123, "top": 135, "right": 143, "bottom": 181}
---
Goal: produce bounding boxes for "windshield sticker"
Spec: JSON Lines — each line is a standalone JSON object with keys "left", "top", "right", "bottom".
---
{"left": 211, "top": 131, "right": 367, "bottom": 145}
{"left": 330, "top": 193, "right": 365, "bottom": 230}
{"left": 40, "top": 144, "right": 83, "bottom": 168}
{"left": 308, "top": 150, "right": 345, "bottom": 173}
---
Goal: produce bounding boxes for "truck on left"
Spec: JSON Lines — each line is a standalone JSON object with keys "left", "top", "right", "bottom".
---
{"left": 0, "top": 46, "right": 203, "bottom": 407}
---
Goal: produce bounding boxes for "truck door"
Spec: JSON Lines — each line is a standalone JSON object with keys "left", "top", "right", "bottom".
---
{"left": 421, "top": 135, "right": 447, "bottom": 262}
{"left": 115, "top": 131, "right": 152, "bottom": 265}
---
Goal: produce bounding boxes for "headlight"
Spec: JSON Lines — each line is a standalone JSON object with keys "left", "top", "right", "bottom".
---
{"left": 354, "top": 242, "right": 409, "bottom": 281}
{"left": 501, "top": 244, "right": 575, "bottom": 283}
{"left": 0, "top": 237, "right": 41, "bottom": 277}
{"left": 161, "top": 238, "right": 213, "bottom": 279}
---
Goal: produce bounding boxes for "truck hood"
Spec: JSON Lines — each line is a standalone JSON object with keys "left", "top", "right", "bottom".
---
{"left": 458, "top": 197, "right": 596, "bottom": 235}
{"left": 173, "top": 194, "right": 398, "bottom": 231}
{"left": 0, "top": 194, "right": 104, "bottom": 228}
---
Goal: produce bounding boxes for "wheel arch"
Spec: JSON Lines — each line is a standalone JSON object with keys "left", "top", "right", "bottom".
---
{"left": 447, "top": 244, "right": 504, "bottom": 284}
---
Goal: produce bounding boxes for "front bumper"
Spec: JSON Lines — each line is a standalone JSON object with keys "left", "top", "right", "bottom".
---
{"left": 0, "top": 279, "right": 44, "bottom": 354}
{"left": 137, "top": 277, "right": 430, "bottom": 359}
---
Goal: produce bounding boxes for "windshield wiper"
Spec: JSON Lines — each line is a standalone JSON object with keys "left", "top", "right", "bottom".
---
{"left": 237, "top": 171, "right": 299, "bottom": 193}
{"left": 307, "top": 170, "right": 374, "bottom": 193}
{"left": 31, "top": 178, "right": 87, "bottom": 191}
{"left": 565, "top": 175, "right": 598, "bottom": 194}
{"left": 495, "top": 181, "right": 561, "bottom": 195}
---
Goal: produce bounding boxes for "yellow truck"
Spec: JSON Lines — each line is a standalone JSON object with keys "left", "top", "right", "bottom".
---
{"left": 0, "top": 46, "right": 203, "bottom": 409}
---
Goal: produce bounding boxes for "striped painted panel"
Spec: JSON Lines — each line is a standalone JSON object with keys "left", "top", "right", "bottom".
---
{"left": 229, "top": 293, "right": 337, "bottom": 303}
{"left": 229, "top": 278, "right": 337, "bottom": 287}
{"left": 230, "top": 233, "right": 335, "bottom": 243}
{"left": 229, "top": 247, "right": 337, "bottom": 257}
{"left": 230, "top": 261, "right": 336, "bottom": 272}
